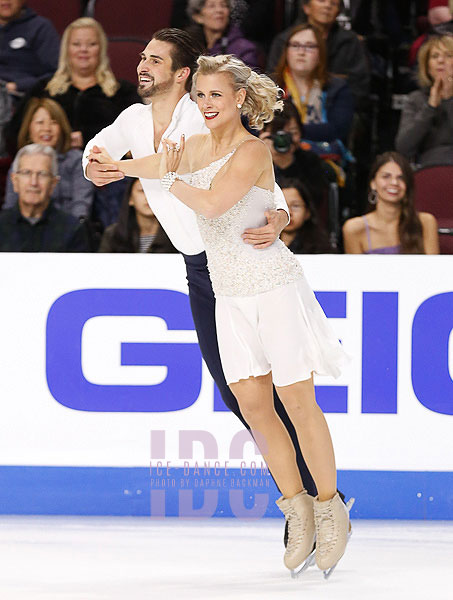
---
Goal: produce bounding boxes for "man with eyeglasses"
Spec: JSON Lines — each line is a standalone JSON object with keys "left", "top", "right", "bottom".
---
{"left": 0, "top": 144, "right": 90, "bottom": 252}
{"left": 267, "top": 0, "right": 370, "bottom": 105}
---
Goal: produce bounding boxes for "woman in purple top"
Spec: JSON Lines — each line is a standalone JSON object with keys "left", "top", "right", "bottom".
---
{"left": 185, "top": 0, "right": 260, "bottom": 69}
{"left": 342, "top": 152, "right": 439, "bottom": 255}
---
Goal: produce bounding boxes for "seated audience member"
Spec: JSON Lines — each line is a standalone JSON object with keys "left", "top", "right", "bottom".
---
{"left": 280, "top": 177, "right": 333, "bottom": 253}
{"left": 6, "top": 17, "right": 140, "bottom": 150}
{"left": 0, "top": 0, "right": 59, "bottom": 96}
{"left": 6, "top": 17, "right": 140, "bottom": 228}
{"left": 396, "top": 35, "right": 453, "bottom": 167}
{"left": 3, "top": 98, "right": 94, "bottom": 220}
{"left": 0, "top": 144, "right": 90, "bottom": 252}
{"left": 259, "top": 101, "right": 330, "bottom": 207}
{"left": 185, "top": 0, "right": 260, "bottom": 69}
{"left": 409, "top": 0, "right": 453, "bottom": 67}
{"left": 342, "top": 152, "right": 439, "bottom": 254}
{"left": 99, "top": 179, "right": 178, "bottom": 253}
{"left": 273, "top": 24, "right": 355, "bottom": 147}
{"left": 267, "top": 0, "right": 370, "bottom": 105}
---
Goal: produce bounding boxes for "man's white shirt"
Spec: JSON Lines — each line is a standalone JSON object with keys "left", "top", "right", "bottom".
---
{"left": 83, "top": 93, "right": 289, "bottom": 255}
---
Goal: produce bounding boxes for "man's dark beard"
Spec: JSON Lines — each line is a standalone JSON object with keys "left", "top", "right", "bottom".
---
{"left": 137, "top": 75, "right": 175, "bottom": 99}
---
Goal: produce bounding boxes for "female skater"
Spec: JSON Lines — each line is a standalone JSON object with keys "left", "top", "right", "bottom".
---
{"left": 89, "top": 54, "right": 350, "bottom": 577}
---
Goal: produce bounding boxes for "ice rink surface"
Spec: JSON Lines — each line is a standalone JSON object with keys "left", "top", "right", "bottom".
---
{"left": 0, "top": 516, "right": 451, "bottom": 600}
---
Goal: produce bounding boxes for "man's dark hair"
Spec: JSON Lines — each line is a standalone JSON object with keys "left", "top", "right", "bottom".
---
{"left": 152, "top": 28, "right": 204, "bottom": 91}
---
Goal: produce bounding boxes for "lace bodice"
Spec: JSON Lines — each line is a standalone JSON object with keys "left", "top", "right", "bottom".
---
{"left": 191, "top": 149, "right": 303, "bottom": 297}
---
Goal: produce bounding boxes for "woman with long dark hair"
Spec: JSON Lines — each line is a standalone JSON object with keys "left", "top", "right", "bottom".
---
{"left": 342, "top": 152, "right": 439, "bottom": 254}
{"left": 99, "top": 178, "right": 177, "bottom": 254}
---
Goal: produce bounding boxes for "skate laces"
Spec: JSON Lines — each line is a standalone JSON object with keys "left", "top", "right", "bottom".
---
{"left": 285, "top": 505, "right": 307, "bottom": 554}
{"left": 315, "top": 504, "right": 337, "bottom": 556}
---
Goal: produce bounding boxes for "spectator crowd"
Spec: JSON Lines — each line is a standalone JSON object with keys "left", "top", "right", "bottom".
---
{"left": 1, "top": 0, "right": 452, "bottom": 254}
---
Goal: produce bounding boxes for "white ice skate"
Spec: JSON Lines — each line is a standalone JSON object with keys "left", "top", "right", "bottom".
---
{"left": 276, "top": 490, "right": 316, "bottom": 575}
{"left": 313, "top": 494, "right": 355, "bottom": 580}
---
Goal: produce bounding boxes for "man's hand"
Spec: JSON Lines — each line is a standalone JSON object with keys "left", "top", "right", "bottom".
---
{"left": 85, "top": 145, "right": 125, "bottom": 186}
{"left": 242, "top": 209, "right": 288, "bottom": 249}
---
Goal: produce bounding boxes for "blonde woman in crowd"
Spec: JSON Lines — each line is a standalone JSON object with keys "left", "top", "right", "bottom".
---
{"left": 8, "top": 17, "right": 140, "bottom": 150}
{"left": 396, "top": 34, "right": 453, "bottom": 167}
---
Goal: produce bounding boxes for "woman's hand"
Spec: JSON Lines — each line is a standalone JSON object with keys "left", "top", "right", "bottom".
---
{"left": 160, "top": 135, "right": 185, "bottom": 177}
{"left": 87, "top": 145, "right": 115, "bottom": 166}
{"left": 429, "top": 76, "right": 442, "bottom": 108}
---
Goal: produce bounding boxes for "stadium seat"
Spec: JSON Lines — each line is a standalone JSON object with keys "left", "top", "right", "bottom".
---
{"left": 27, "top": 0, "right": 82, "bottom": 34}
{"left": 414, "top": 165, "right": 453, "bottom": 254}
{"left": 107, "top": 38, "right": 147, "bottom": 85}
{"left": 90, "top": 0, "right": 173, "bottom": 39}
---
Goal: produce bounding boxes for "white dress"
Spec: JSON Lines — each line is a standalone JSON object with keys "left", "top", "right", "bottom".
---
{"left": 191, "top": 147, "right": 347, "bottom": 386}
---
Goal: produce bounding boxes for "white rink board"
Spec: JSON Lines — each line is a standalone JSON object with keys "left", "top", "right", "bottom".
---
{"left": 0, "top": 253, "right": 452, "bottom": 471}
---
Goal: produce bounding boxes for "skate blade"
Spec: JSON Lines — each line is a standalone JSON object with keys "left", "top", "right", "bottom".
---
{"left": 323, "top": 563, "right": 337, "bottom": 580}
{"left": 290, "top": 549, "right": 316, "bottom": 579}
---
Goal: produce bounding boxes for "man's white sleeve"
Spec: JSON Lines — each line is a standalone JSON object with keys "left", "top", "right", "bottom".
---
{"left": 274, "top": 182, "right": 290, "bottom": 225}
{"left": 82, "top": 105, "right": 140, "bottom": 180}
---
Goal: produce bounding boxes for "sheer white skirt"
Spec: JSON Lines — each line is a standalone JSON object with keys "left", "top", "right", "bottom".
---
{"left": 215, "top": 276, "right": 348, "bottom": 387}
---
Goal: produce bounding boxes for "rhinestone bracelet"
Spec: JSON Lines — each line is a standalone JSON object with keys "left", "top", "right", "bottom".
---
{"left": 161, "top": 171, "right": 181, "bottom": 192}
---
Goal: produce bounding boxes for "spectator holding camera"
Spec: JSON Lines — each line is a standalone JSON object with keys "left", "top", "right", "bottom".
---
{"left": 99, "top": 179, "right": 178, "bottom": 254}
{"left": 259, "top": 100, "right": 330, "bottom": 208}
{"left": 396, "top": 34, "right": 453, "bottom": 167}
{"left": 2, "top": 98, "right": 94, "bottom": 219}
{"left": 273, "top": 23, "right": 355, "bottom": 150}
{"left": 342, "top": 152, "right": 439, "bottom": 254}
{"left": 280, "top": 176, "right": 333, "bottom": 254}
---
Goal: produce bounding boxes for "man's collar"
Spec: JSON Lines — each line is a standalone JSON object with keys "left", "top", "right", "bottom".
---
{"left": 16, "top": 201, "right": 53, "bottom": 223}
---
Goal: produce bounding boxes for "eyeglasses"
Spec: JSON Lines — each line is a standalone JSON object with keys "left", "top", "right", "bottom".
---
{"left": 287, "top": 42, "right": 319, "bottom": 53}
{"left": 16, "top": 169, "right": 53, "bottom": 181}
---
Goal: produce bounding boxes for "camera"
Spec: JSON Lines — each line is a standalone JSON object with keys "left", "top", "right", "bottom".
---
{"left": 271, "top": 130, "right": 293, "bottom": 154}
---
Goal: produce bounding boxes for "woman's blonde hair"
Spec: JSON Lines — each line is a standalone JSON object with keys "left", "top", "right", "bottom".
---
{"left": 17, "top": 98, "right": 72, "bottom": 153}
{"left": 417, "top": 34, "right": 453, "bottom": 88}
{"left": 192, "top": 54, "right": 283, "bottom": 130}
{"left": 46, "top": 17, "right": 119, "bottom": 97}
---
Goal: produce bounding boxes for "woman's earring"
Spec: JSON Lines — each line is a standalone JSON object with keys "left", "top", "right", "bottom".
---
{"left": 237, "top": 103, "right": 242, "bottom": 109}
{"left": 368, "top": 190, "right": 377, "bottom": 205}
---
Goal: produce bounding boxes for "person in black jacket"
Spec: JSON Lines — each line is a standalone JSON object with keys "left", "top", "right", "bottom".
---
{"left": 99, "top": 179, "right": 178, "bottom": 254}
{"left": 0, "top": 144, "right": 90, "bottom": 252}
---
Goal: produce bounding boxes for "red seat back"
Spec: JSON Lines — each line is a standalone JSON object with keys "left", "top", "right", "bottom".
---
{"left": 27, "top": 0, "right": 82, "bottom": 34}
{"left": 93, "top": 0, "right": 173, "bottom": 39}
{"left": 107, "top": 38, "right": 147, "bottom": 85}
{"left": 414, "top": 165, "right": 453, "bottom": 254}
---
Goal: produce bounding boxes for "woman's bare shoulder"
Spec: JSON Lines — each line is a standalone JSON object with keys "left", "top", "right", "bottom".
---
{"left": 342, "top": 215, "right": 366, "bottom": 235}
{"left": 419, "top": 211, "right": 438, "bottom": 226}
